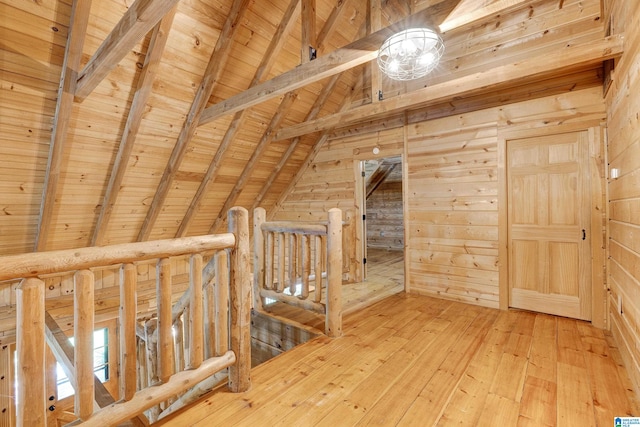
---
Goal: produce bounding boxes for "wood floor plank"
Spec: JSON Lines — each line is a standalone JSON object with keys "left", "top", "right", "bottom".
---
{"left": 436, "top": 311, "right": 514, "bottom": 425}
{"left": 345, "top": 306, "right": 487, "bottom": 426}
{"left": 576, "top": 322, "right": 638, "bottom": 422}
{"left": 307, "top": 309, "right": 456, "bottom": 426}
{"left": 159, "top": 292, "right": 640, "bottom": 427}
{"left": 556, "top": 362, "right": 595, "bottom": 426}
{"left": 477, "top": 393, "right": 520, "bottom": 426}
{"left": 517, "top": 376, "right": 557, "bottom": 426}
{"left": 526, "top": 314, "right": 557, "bottom": 383}
{"left": 396, "top": 308, "right": 499, "bottom": 426}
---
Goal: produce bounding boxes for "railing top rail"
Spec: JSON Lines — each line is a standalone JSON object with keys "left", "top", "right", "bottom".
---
{"left": 261, "top": 221, "right": 328, "bottom": 235}
{"left": 0, "top": 233, "right": 236, "bottom": 282}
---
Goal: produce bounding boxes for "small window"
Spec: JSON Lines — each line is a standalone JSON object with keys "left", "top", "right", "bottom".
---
{"left": 56, "top": 328, "right": 110, "bottom": 399}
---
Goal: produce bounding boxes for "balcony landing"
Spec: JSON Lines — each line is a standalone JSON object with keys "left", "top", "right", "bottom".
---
{"left": 159, "top": 292, "right": 639, "bottom": 426}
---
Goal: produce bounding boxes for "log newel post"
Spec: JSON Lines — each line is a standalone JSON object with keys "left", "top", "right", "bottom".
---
{"left": 120, "top": 263, "right": 137, "bottom": 401}
{"left": 74, "top": 269, "right": 95, "bottom": 420}
{"left": 326, "top": 208, "right": 343, "bottom": 337}
{"left": 228, "top": 206, "right": 251, "bottom": 392}
{"left": 253, "top": 207, "right": 266, "bottom": 311}
{"left": 16, "top": 277, "right": 46, "bottom": 427}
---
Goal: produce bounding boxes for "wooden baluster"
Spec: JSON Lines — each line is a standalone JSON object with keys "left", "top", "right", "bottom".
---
{"left": 301, "top": 234, "right": 310, "bottom": 299}
{"left": 277, "top": 232, "right": 285, "bottom": 292}
{"left": 173, "top": 316, "right": 184, "bottom": 376}
{"left": 74, "top": 270, "right": 95, "bottom": 421}
{"left": 265, "top": 231, "right": 274, "bottom": 290}
{"left": 228, "top": 207, "right": 251, "bottom": 393}
{"left": 137, "top": 338, "right": 147, "bottom": 390}
{"left": 297, "top": 233, "right": 303, "bottom": 293}
{"left": 144, "top": 318, "right": 160, "bottom": 421}
{"left": 288, "top": 233, "right": 296, "bottom": 295}
{"left": 314, "top": 235, "right": 323, "bottom": 303}
{"left": 204, "top": 275, "right": 215, "bottom": 359}
{"left": 253, "top": 208, "right": 266, "bottom": 308}
{"left": 120, "top": 263, "right": 137, "bottom": 401}
{"left": 157, "top": 258, "right": 175, "bottom": 383}
{"left": 189, "top": 254, "right": 204, "bottom": 369}
{"left": 326, "top": 208, "right": 343, "bottom": 337}
{"left": 215, "top": 250, "right": 229, "bottom": 356}
{"left": 16, "top": 277, "right": 46, "bottom": 427}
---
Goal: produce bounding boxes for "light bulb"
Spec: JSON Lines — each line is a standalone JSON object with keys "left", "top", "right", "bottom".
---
{"left": 418, "top": 52, "right": 435, "bottom": 66}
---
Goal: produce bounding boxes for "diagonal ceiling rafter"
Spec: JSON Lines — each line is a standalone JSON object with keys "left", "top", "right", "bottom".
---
{"left": 251, "top": 72, "right": 342, "bottom": 211}
{"left": 74, "top": 0, "right": 182, "bottom": 101}
{"left": 136, "top": 0, "right": 251, "bottom": 242}
{"left": 91, "top": 7, "right": 178, "bottom": 247}
{"left": 35, "top": 0, "right": 93, "bottom": 252}
{"left": 270, "top": 75, "right": 366, "bottom": 218}
{"left": 208, "top": 91, "right": 298, "bottom": 233}
{"left": 174, "top": 0, "right": 301, "bottom": 238}
{"left": 206, "top": 0, "right": 367, "bottom": 232}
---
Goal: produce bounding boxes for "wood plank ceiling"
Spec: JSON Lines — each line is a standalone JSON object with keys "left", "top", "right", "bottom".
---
{"left": 0, "top": 0, "right": 616, "bottom": 255}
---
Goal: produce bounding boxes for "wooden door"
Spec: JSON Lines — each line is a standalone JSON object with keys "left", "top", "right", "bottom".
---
{"left": 507, "top": 131, "right": 591, "bottom": 320}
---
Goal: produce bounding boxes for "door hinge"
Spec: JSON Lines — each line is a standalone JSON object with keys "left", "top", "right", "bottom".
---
{"left": 362, "top": 214, "right": 366, "bottom": 221}
{"left": 362, "top": 171, "right": 366, "bottom": 177}
{"left": 363, "top": 258, "right": 367, "bottom": 265}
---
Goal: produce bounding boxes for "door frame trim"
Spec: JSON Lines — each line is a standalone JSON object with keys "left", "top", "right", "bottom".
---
{"left": 498, "top": 122, "right": 607, "bottom": 327}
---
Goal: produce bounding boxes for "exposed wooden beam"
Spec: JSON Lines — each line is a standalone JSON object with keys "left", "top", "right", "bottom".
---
{"left": 35, "top": 0, "right": 93, "bottom": 252}
{"left": 175, "top": 0, "right": 300, "bottom": 238}
{"left": 209, "top": 92, "right": 298, "bottom": 233}
{"left": 301, "top": 0, "right": 317, "bottom": 63}
{"left": 250, "top": 8, "right": 357, "bottom": 211}
{"left": 439, "top": 0, "right": 529, "bottom": 33}
{"left": 137, "top": 0, "right": 250, "bottom": 242}
{"left": 270, "top": 77, "right": 365, "bottom": 218}
{"left": 74, "top": 0, "right": 181, "bottom": 101}
{"left": 316, "top": 0, "right": 350, "bottom": 53}
{"left": 252, "top": 74, "right": 342, "bottom": 210}
{"left": 92, "top": 8, "right": 177, "bottom": 247}
{"left": 274, "top": 34, "right": 624, "bottom": 141}
{"left": 198, "top": 7, "right": 442, "bottom": 126}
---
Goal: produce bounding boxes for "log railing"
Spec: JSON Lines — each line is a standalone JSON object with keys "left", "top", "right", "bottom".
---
{"left": 253, "top": 208, "right": 343, "bottom": 337}
{"left": 2, "top": 207, "right": 251, "bottom": 427}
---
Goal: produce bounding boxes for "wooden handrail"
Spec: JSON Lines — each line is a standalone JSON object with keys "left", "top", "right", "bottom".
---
{"left": 0, "top": 233, "right": 235, "bottom": 282}
{"left": 9, "top": 207, "right": 251, "bottom": 425}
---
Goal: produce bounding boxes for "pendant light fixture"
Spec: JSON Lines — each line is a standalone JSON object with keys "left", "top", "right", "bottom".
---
{"left": 377, "top": 28, "right": 444, "bottom": 81}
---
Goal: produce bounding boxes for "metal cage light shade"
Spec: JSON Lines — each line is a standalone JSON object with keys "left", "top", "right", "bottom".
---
{"left": 377, "top": 28, "right": 444, "bottom": 81}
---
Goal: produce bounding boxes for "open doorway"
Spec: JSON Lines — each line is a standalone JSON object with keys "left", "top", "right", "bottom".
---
{"left": 355, "top": 156, "right": 405, "bottom": 306}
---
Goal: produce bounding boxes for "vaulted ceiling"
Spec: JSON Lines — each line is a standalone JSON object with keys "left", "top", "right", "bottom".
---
{"left": 0, "top": 0, "right": 618, "bottom": 256}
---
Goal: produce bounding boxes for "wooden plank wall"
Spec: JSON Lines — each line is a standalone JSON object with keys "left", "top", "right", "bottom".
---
{"left": 275, "top": 87, "right": 605, "bottom": 301}
{"left": 605, "top": 0, "right": 640, "bottom": 397}
{"left": 274, "top": 0, "right": 606, "bottom": 289}
{"left": 407, "top": 88, "right": 606, "bottom": 309}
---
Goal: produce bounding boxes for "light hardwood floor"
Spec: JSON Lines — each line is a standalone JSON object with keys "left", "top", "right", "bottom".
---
{"left": 159, "top": 292, "right": 639, "bottom": 426}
